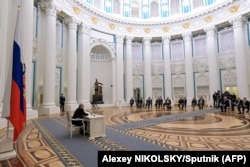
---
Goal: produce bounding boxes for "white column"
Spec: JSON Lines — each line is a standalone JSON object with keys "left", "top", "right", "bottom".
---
{"left": 231, "top": 17, "right": 250, "bottom": 98}
{"left": 143, "top": 37, "right": 152, "bottom": 99}
{"left": 39, "top": 2, "right": 59, "bottom": 115}
{"left": 116, "top": 35, "right": 125, "bottom": 104}
{"left": 125, "top": 36, "right": 133, "bottom": 103}
{"left": 64, "top": 17, "right": 78, "bottom": 111}
{"left": 36, "top": 4, "right": 45, "bottom": 109}
{"left": 162, "top": 36, "right": 173, "bottom": 100}
{"left": 20, "top": 0, "right": 38, "bottom": 119}
{"left": 112, "top": 57, "right": 117, "bottom": 105}
{"left": 0, "top": 0, "right": 9, "bottom": 128}
{"left": 77, "top": 23, "right": 91, "bottom": 109}
{"left": 205, "top": 26, "right": 220, "bottom": 104}
{"left": 183, "top": 33, "right": 194, "bottom": 104}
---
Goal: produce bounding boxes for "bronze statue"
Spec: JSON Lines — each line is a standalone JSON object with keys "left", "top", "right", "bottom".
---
{"left": 94, "top": 78, "right": 103, "bottom": 95}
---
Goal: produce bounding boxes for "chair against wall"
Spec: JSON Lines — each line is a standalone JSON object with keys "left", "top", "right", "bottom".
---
{"left": 66, "top": 111, "right": 85, "bottom": 138}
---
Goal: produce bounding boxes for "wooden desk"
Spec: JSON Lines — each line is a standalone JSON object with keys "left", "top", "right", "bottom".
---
{"left": 85, "top": 113, "right": 106, "bottom": 140}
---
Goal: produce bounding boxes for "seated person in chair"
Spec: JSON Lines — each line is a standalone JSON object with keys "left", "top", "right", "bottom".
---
{"left": 72, "top": 103, "right": 88, "bottom": 135}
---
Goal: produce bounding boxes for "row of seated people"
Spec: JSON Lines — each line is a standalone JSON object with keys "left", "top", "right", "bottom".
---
{"left": 213, "top": 90, "right": 250, "bottom": 114}
{"left": 130, "top": 96, "right": 205, "bottom": 111}
{"left": 130, "top": 97, "right": 172, "bottom": 110}
{"left": 177, "top": 96, "right": 206, "bottom": 111}
{"left": 219, "top": 96, "right": 250, "bottom": 114}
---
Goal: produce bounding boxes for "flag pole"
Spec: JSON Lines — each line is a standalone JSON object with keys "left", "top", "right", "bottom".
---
{"left": 6, "top": 119, "right": 10, "bottom": 139}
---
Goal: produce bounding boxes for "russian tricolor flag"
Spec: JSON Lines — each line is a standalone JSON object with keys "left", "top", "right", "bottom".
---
{"left": 2, "top": 4, "right": 26, "bottom": 142}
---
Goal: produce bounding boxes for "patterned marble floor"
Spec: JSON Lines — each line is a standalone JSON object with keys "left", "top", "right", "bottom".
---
{"left": 1, "top": 105, "right": 250, "bottom": 166}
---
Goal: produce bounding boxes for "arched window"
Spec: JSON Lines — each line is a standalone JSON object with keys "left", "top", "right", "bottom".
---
{"left": 150, "top": 2, "right": 159, "bottom": 18}
{"left": 171, "top": 0, "right": 180, "bottom": 16}
{"left": 131, "top": 1, "right": 139, "bottom": 18}
{"left": 113, "top": 0, "right": 120, "bottom": 14}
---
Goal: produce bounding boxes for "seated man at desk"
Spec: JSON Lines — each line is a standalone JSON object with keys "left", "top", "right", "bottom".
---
{"left": 72, "top": 103, "right": 88, "bottom": 135}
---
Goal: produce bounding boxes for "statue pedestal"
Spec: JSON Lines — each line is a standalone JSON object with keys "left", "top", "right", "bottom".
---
{"left": 92, "top": 95, "right": 104, "bottom": 104}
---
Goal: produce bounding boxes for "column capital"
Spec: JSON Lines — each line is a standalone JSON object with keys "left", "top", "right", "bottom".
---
{"left": 143, "top": 37, "right": 151, "bottom": 46}
{"left": 229, "top": 16, "right": 247, "bottom": 29}
{"left": 126, "top": 36, "right": 133, "bottom": 45}
{"left": 162, "top": 36, "right": 170, "bottom": 44}
{"left": 182, "top": 33, "right": 192, "bottom": 41}
{"left": 116, "top": 35, "right": 124, "bottom": 44}
{"left": 78, "top": 22, "right": 91, "bottom": 35}
{"left": 204, "top": 26, "right": 217, "bottom": 37}
{"left": 64, "top": 16, "right": 78, "bottom": 30}
{"left": 38, "top": 0, "right": 57, "bottom": 17}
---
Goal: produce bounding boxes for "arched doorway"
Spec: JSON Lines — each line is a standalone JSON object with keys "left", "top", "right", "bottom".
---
{"left": 90, "top": 45, "right": 113, "bottom": 104}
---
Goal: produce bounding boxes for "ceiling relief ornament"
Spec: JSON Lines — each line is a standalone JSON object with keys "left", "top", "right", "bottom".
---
{"left": 73, "top": 6, "right": 80, "bottom": 15}
{"left": 144, "top": 28, "right": 151, "bottom": 33}
{"left": 91, "top": 17, "right": 98, "bottom": 24}
{"left": 109, "top": 23, "right": 116, "bottom": 30}
{"left": 127, "top": 27, "right": 133, "bottom": 33}
{"left": 204, "top": 16, "right": 213, "bottom": 23}
{"left": 229, "top": 4, "right": 240, "bottom": 13}
{"left": 162, "top": 26, "right": 169, "bottom": 32}
{"left": 182, "top": 23, "right": 190, "bottom": 29}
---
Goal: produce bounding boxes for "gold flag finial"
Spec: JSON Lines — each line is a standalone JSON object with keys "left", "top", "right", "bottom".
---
{"left": 18, "top": 3, "right": 21, "bottom": 10}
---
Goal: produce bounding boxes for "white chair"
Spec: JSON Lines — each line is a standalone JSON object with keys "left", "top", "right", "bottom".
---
{"left": 66, "top": 111, "right": 85, "bottom": 138}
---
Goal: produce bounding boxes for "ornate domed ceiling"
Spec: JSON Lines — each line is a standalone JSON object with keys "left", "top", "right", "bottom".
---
{"left": 84, "top": 0, "right": 223, "bottom": 19}
{"left": 45, "top": 0, "right": 250, "bottom": 37}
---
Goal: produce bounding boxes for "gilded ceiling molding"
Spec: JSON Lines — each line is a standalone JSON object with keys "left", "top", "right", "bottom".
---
{"left": 91, "top": 17, "right": 98, "bottom": 24}
{"left": 127, "top": 27, "right": 133, "bottom": 33}
{"left": 109, "top": 23, "right": 116, "bottom": 30}
{"left": 162, "top": 26, "right": 169, "bottom": 32}
{"left": 204, "top": 16, "right": 213, "bottom": 23}
{"left": 229, "top": 4, "right": 240, "bottom": 13}
{"left": 182, "top": 23, "right": 190, "bottom": 29}
{"left": 144, "top": 28, "right": 151, "bottom": 33}
{"left": 73, "top": 6, "right": 80, "bottom": 15}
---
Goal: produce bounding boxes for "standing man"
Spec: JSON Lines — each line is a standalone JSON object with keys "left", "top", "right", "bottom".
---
{"left": 130, "top": 97, "right": 135, "bottom": 107}
{"left": 178, "top": 97, "right": 184, "bottom": 111}
{"left": 60, "top": 93, "right": 66, "bottom": 112}
{"left": 183, "top": 97, "right": 187, "bottom": 110}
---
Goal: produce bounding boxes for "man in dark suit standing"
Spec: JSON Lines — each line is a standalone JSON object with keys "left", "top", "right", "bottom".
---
{"left": 213, "top": 92, "right": 217, "bottom": 108}
{"left": 231, "top": 93, "right": 236, "bottom": 111}
{"left": 178, "top": 97, "right": 184, "bottom": 111}
{"left": 183, "top": 97, "right": 187, "bottom": 110}
{"left": 236, "top": 97, "right": 243, "bottom": 114}
{"left": 60, "top": 93, "right": 66, "bottom": 112}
